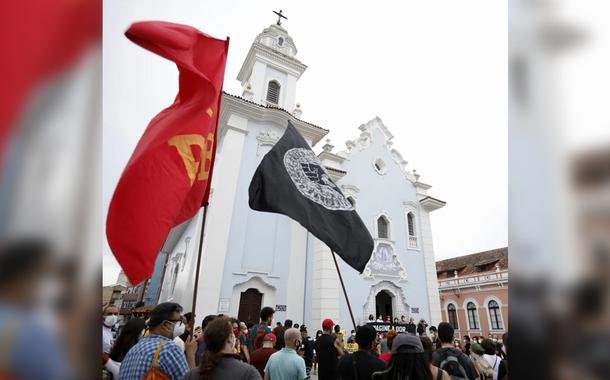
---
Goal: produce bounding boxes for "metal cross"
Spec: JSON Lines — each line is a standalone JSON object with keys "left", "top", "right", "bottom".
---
{"left": 273, "top": 9, "right": 287, "bottom": 26}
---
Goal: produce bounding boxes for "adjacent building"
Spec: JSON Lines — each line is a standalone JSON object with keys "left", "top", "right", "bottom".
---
{"left": 436, "top": 247, "right": 508, "bottom": 339}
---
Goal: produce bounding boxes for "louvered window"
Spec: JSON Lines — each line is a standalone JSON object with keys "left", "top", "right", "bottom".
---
{"left": 266, "top": 81, "right": 280, "bottom": 104}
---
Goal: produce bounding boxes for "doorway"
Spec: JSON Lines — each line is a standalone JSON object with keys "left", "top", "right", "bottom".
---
{"left": 238, "top": 288, "right": 262, "bottom": 324}
{"left": 375, "top": 290, "right": 393, "bottom": 320}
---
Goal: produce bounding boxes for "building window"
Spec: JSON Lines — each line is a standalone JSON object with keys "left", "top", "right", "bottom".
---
{"left": 277, "top": 36, "right": 284, "bottom": 46}
{"left": 374, "top": 158, "right": 387, "bottom": 174}
{"left": 407, "top": 212, "right": 415, "bottom": 236}
{"left": 266, "top": 81, "right": 280, "bottom": 104}
{"left": 347, "top": 196, "right": 356, "bottom": 207}
{"left": 488, "top": 300, "right": 503, "bottom": 330}
{"left": 447, "top": 304, "right": 458, "bottom": 330}
{"left": 377, "top": 216, "right": 389, "bottom": 239}
{"left": 467, "top": 302, "right": 479, "bottom": 330}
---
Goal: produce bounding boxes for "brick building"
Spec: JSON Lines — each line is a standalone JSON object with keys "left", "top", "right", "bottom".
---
{"left": 436, "top": 248, "right": 508, "bottom": 339}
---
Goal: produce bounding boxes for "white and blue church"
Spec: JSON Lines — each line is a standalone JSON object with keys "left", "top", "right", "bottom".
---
{"left": 153, "top": 21, "right": 446, "bottom": 331}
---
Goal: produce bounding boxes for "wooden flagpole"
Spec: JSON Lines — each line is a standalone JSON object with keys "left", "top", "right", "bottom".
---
{"left": 331, "top": 250, "right": 357, "bottom": 331}
{"left": 191, "top": 206, "right": 209, "bottom": 317}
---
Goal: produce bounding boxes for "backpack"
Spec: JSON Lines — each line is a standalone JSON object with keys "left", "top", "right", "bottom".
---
{"left": 141, "top": 342, "right": 171, "bottom": 380}
{"left": 475, "top": 355, "right": 495, "bottom": 380}
{"left": 439, "top": 349, "right": 469, "bottom": 380}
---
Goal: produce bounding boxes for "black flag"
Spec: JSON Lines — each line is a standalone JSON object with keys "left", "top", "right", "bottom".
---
{"left": 248, "top": 121, "right": 374, "bottom": 273}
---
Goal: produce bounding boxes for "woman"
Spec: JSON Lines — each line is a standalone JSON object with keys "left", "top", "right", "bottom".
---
{"left": 181, "top": 317, "right": 260, "bottom": 380}
{"left": 379, "top": 330, "right": 398, "bottom": 364}
{"left": 421, "top": 337, "right": 450, "bottom": 380}
{"left": 105, "top": 318, "right": 146, "bottom": 379}
{"left": 372, "top": 333, "right": 433, "bottom": 380}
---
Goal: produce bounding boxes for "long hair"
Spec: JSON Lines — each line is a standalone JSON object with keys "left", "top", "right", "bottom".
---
{"left": 199, "top": 317, "right": 232, "bottom": 380}
{"left": 372, "top": 352, "right": 433, "bottom": 380}
{"left": 109, "top": 317, "right": 146, "bottom": 362}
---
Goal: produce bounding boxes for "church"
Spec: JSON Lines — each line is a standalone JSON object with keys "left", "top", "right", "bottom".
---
{"left": 154, "top": 19, "right": 446, "bottom": 331}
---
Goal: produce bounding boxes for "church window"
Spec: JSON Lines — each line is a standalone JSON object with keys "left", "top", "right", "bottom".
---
{"left": 407, "top": 212, "right": 415, "bottom": 236}
{"left": 447, "top": 304, "right": 458, "bottom": 330}
{"left": 347, "top": 196, "right": 355, "bottom": 207}
{"left": 266, "top": 81, "right": 280, "bottom": 104}
{"left": 488, "top": 300, "right": 503, "bottom": 330}
{"left": 277, "top": 36, "right": 284, "bottom": 46}
{"left": 467, "top": 302, "right": 479, "bottom": 330}
{"left": 377, "top": 216, "right": 389, "bottom": 239}
{"left": 374, "top": 158, "right": 387, "bottom": 174}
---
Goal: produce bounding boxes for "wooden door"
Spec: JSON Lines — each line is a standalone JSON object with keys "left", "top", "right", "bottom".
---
{"left": 238, "top": 288, "right": 262, "bottom": 323}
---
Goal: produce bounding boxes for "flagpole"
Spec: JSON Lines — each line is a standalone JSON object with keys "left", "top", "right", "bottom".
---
{"left": 331, "top": 250, "right": 357, "bottom": 331}
{"left": 191, "top": 206, "right": 209, "bottom": 317}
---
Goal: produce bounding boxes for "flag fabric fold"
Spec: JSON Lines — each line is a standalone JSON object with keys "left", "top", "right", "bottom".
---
{"left": 249, "top": 121, "right": 374, "bottom": 273}
{"left": 107, "top": 21, "right": 228, "bottom": 285}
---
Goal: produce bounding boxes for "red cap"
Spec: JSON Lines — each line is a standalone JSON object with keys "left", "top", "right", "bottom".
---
{"left": 263, "top": 333, "right": 276, "bottom": 342}
{"left": 322, "top": 319, "right": 334, "bottom": 329}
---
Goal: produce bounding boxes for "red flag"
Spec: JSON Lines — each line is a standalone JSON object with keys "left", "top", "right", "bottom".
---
{"left": 106, "top": 21, "right": 228, "bottom": 285}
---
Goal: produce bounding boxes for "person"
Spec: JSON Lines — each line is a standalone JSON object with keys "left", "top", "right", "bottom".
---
{"left": 118, "top": 302, "right": 197, "bottom": 380}
{"left": 275, "top": 319, "right": 292, "bottom": 350}
{"left": 385, "top": 316, "right": 392, "bottom": 324}
{"left": 497, "top": 333, "right": 508, "bottom": 380}
{"left": 432, "top": 322, "right": 478, "bottom": 380}
{"left": 294, "top": 324, "right": 300, "bottom": 330}
{"left": 179, "top": 312, "right": 195, "bottom": 342}
{"left": 249, "top": 307, "right": 275, "bottom": 352}
{"left": 251, "top": 333, "right": 278, "bottom": 378}
{"left": 195, "top": 315, "right": 217, "bottom": 366}
{"left": 417, "top": 320, "right": 427, "bottom": 337}
{"left": 393, "top": 317, "right": 399, "bottom": 324}
{"left": 371, "top": 333, "right": 431, "bottom": 380}
{"left": 105, "top": 317, "right": 146, "bottom": 378}
{"left": 421, "top": 336, "right": 450, "bottom": 380}
{"left": 103, "top": 306, "right": 119, "bottom": 354}
{"left": 470, "top": 342, "right": 493, "bottom": 380}
{"left": 314, "top": 319, "right": 343, "bottom": 380}
{"left": 400, "top": 315, "right": 406, "bottom": 324}
{"left": 264, "top": 328, "right": 306, "bottom": 380}
{"left": 173, "top": 315, "right": 188, "bottom": 352}
{"left": 298, "top": 326, "right": 314, "bottom": 379}
{"left": 347, "top": 330, "right": 356, "bottom": 344}
{"left": 463, "top": 335, "right": 471, "bottom": 356}
{"left": 379, "top": 330, "right": 398, "bottom": 364}
{"left": 313, "top": 330, "right": 323, "bottom": 375}
{"left": 481, "top": 339, "right": 500, "bottom": 380}
{"left": 119, "top": 302, "right": 197, "bottom": 380}
{"left": 338, "top": 324, "right": 386, "bottom": 379}
{"left": 376, "top": 315, "right": 383, "bottom": 322}
{"left": 182, "top": 316, "right": 261, "bottom": 380}
{"left": 406, "top": 318, "right": 417, "bottom": 335}
{"left": 368, "top": 314, "right": 375, "bottom": 323}
{"left": 238, "top": 322, "right": 252, "bottom": 363}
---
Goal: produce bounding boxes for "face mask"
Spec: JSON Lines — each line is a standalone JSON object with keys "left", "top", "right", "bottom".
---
{"left": 104, "top": 315, "right": 118, "bottom": 327}
{"left": 172, "top": 321, "right": 186, "bottom": 338}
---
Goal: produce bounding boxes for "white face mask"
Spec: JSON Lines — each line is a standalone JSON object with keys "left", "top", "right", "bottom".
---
{"left": 172, "top": 321, "right": 186, "bottom": 338}
{"left": 104, "top": 315, "right": 118, "bottom": 327}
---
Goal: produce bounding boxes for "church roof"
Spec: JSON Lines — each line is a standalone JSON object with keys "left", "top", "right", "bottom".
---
{"left": 222, "top": 91, "right": 329, "bottom": 135}
{"left": 436, "top": 247, "right": 508, "bottom": 278}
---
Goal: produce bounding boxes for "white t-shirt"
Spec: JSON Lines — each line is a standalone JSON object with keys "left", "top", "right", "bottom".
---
{"left": 482, "top": 354, "right": 500, "bottom": 380}
{"left": 103, "top": 325, "right": 114, "bottom": 354}
{"left": 174, "top": 336, "right": 185, "bottom": 351}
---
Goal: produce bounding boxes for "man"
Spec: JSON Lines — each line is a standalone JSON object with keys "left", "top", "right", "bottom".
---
{"left": 481, "top": 338, "right": 500, "bottom": 380}
{"left": 275, "top": 319, "right": 292, "bottom": 350}
{"left": 249, "top": 306, "right": 275, "bottom": 352}
{"left": 298, "top": 326, "right": 314, "bottom": 379}
{"left": 337, "top": 325, "right": 386, "bottom": 380}
{"left": 432, "top": 322, "right": 478, "bottom": 380}
{"left": 103, "top": 305, "right": 119, "bottom": 354}
{"left": 346, "top": 330, "right": 356, "bottom": 344}
{"left": 314, "top": 318, "right": 344, "bottom": 380}
{"left": 264, "top": 328, "right": 306, "bottom": 380}
{"left": 195, "top": 314, "right": 217, "bottom": 366}
{"left": 406, "top": 318, "right": 416, "bottom": 334}
{"left": 463, "top": 335, "right": 471, "bottom": 356}
{"left": 400, "top": 315, "right": 406, "bottom": 324}
{"left": 250, "top": 333, "right": 278, "bottom": 378}
{"left": 118, "top": 302, "right": 197, "bottom": 380}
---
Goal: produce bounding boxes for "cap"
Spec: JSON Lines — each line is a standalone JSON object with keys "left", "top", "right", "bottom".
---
{"left": 322, "top": 319, "right": 334, "bottom": 329}
{"left": 355, "top": 325, "right": 377, "bottom": 347}
{"left": 263, "top": 333, "right": 277, "bottom": 343}
{"left": 392, "top": 333, "right": 424, "bottom": 354}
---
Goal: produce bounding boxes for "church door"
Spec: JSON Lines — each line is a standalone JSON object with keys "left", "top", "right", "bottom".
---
{"left": 238, "top": 288, "right": 262, "bottom": 324}
{"left": 375, "top": 290, "right": 393, "bottom": 320}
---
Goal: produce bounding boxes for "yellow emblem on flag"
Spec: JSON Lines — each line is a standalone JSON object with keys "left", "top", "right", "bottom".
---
{"left": 206, "top": 107, "right": 214, "bottom": 117}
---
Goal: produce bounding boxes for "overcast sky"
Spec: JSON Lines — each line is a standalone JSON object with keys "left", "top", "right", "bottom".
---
{"left": 103, "top": 0, "right": 508, "bottom": 285}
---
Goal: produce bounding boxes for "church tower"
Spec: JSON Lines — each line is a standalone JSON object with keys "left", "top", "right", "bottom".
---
{"left": 236, "top": 21, "right": 306, "bottom": 115}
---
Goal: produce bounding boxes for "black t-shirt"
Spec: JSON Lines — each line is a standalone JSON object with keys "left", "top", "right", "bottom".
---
{"left": 338, "top": 351, "right": 386, "bottom": 380}
{"left": 315, "top": 333, "right": 340, "bottom": 380}
{"left": 432, "top": 347, "right": 479, "bottom": 380}
{"left": 300, "top": 336, "right": 315, "bottom": 367}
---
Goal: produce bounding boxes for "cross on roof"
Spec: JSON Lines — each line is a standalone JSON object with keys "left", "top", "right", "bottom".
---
{"left": 273, "top": 9, "right": 287, "bottom": 26}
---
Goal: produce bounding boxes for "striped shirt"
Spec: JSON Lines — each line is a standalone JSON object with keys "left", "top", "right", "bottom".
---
{"left": 118, "top": 335, "right": 188, "bottom": 380}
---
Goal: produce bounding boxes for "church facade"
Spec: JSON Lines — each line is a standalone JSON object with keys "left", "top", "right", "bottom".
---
{"left": 156, "top": 22, "right": 445, "bottom": 330}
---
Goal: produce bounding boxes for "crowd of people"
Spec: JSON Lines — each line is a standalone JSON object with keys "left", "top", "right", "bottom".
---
{"left": 102, "top": 302, "right": 508, "bottom": 380}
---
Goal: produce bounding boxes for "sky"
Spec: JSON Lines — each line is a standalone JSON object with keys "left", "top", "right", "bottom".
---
{"left": 103, "top": 0, "right": 508, "bottom": 285}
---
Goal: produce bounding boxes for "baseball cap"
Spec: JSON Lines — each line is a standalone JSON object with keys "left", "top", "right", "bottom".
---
{"left": 355, "top": 325, "right": 377, "bottom": 347}
{"left": 263, "top": 333, "right": 277, "bottom": 343}
{"left": 392, "top": 333, "right": 424, "bottom": 354}
{"left": 322, "top": 319, "right": 334, "bottom": 329}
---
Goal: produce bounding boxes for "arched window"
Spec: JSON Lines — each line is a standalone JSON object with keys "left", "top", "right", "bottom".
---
{"left": 377, "top": 216, "right": 389, "bottom": 239}
{"left": 447, "top": 304, "right": 458, "bottom": 330}
{"left": 488, "top": 300, "right": 503, "bottom": 330}
{"left": 347, "top": 196, "right": 355, "bottom": 207}
{"left": 266, "top": 81, "right": 280, "bottom": 104}
{"left": 467, "top": 302, "right": 479, "bottom": 330}
{"left": 407, "top": 212, "right": 415, "bottom": 236}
